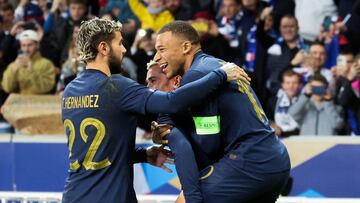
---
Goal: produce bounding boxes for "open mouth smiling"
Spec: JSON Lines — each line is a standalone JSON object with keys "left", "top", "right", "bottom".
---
{"left": 160, "top": 62, "right": 168, "bottom": 70}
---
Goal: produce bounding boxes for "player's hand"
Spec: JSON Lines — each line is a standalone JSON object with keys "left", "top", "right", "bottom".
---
{"left": 221, "top": 63, "right": 251, "bottom": 84}
{"left": 151, "top": 121, "right": 172, "bottom": 145}
{"left": 146, "top": 145, "right": 174, "bottom": 173}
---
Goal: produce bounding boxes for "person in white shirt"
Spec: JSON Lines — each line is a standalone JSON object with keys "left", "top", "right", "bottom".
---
{"left": 271, "top": 70, "right": 302, "bottom": 137}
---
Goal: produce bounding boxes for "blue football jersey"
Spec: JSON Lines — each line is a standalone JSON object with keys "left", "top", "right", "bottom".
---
{"left": 61, "top": 68, "right": 228, "bottom": 203}
{"left": 61, "top": 70, "right": 152, "bottom": 203}
{"left": 179, "top": 51, "right": 290, "bottom": 173}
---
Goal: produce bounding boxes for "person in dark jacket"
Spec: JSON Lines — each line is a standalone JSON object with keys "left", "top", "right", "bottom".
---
{"left": 335, "top": 53, "right": 360, "bottom": 135}
{"left": 41, "top": 0, "right": 88, "bottom": 67}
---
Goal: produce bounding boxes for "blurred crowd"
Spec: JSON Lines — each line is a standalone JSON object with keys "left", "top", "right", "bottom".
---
{"left": 0, "top": 0, "right": 360, "bottom": 137}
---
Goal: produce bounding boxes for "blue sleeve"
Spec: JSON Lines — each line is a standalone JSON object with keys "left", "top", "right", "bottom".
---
{"left": 181, "top": 70, "right": 207, "bottom": 85}
{"left": 132, "top": 147, "right": 147, "bottom": 163}
{"left": 43, "top": 12, "right": 54, "bottom": 33}
{"left": 145, "top": 69, "right": 227, "bottom": 114}
{"left": 113, "top": 69, "right": 226, "bottom": 115}
{"left": 157, "top": 114, "right": 175, "bottom": 126}
{"left": 167, "top": 128, "right": 203, "bottom": 203}
{"left": 112, "top": 76, "right": 153, "bottom": 115}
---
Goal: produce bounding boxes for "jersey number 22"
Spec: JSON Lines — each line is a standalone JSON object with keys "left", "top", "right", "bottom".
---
{"left": 64, "top": 118, "right": 111, "bottom": 171}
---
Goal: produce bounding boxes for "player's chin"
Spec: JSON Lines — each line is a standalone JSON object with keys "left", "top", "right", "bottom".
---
{"left": 164, "top": 68, "right": 174, "bottom": 79}
{"left": 163, "top": 70, "right": 171, "bottom": 78}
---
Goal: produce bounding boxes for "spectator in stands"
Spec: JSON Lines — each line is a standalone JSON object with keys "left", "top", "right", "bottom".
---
{"left": 0, "top": 3, "right": 14, "bottom": 32}
{"left": 2, "top": 30, "right": 56, "bottom": 94}
{"left": 120, "top": 56, "right": 138, "bottom": 81}
{"left": 38, "top": 0, "right": 51, "bottom": 20}
{"left": 130, "top": 28, "right": 156, "bottom": 84}
{"left": 265, "top": 15, "right": 304, "bottom": 96}
{"left": 14, "top": 0, "right": 44, "bottom": 24}
{"left": 43, "top": 0, "right": 68, "bottom": 33}
{"left": 1, "top": 20, "right": 43, "bottom": 70}
{"left": 239, "top": 0, "right": 267, "bottom": 34}
{"left": 270, "top": 70, "right": 302, "bottom": 137}
{"left": 0, "top": 0, "right": 7, "bottom": 8}
{"left": 190, "top": 11, "right": 232, "bottom": 61}
{"left": 335, "top": 53, "right": 360, "bottom": 135}
{"left": 332, "top": 48, "right": 354, "bottom": 87}
{"left": 165, "top": 0, "right": 194, "bottom": 20}
{"left": 56, "top": 25, "right": 84, "bottom": 92}
{"left": 271, "top": 0, "right": 295, "bottom": 34}
{"left": 103, "top": 1, "right": 138, "bottom": 34}
{"left": 295, "top": 0, "right": 337, "bottom": 43}
{"left": 42, "top": 0, "right": 88, "bottom": 67}
{"left": 293, "top": 42, "right": 333, "bottom": 85}
{"left": 105, "top": 0, "right": 137, "bottom": 24}
{"left": 217, "top": 0, "right": 242, "bottom": 49}
{"left": 0, "top": 3, "right": 14, "bottom": 108}
{"left": 128, "top": 0, "right": 174, "bottom": 32}
{"left": 318, "top": 16, "right": 341, "bottom": 69}
{"left": 337, "top": 0, "right": 360, "bottom": 54}
{"left": 0, "top": 3, "right": 15, "bottom": 69}
{"left": 242, "top": 6, "right": 276, "bottom": 104}
{"left": 216, "top": 0, "right": 247, "bottom": 64}
{"left": 289, "top": 74, "right": 343, "bottom": 135}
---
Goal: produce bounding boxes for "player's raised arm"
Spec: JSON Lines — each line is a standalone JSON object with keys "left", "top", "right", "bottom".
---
{"left": 145, "top": 63, "right": 248, "bottom": 114}
{"left": 114, "top": 63, "right": 248, "bottom": 115}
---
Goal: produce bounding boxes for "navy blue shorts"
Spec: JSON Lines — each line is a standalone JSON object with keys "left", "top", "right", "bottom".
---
{"left": 199, "top": 157, "right": 289, "bottom": 203}
{"left": 168, "top": 128, "right": 289, "bottom": 203}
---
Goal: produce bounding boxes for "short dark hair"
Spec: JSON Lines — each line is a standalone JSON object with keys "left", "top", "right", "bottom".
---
{"left": 281, "top": 14, "right": 299, "bottom": 28}
{"left": 310, "top": 73, "right": 329, "bottom": 86}
{"left": 224, "top": 0, "right": 241, "bottom": 5}
{"left": 311, "top": 40, "right": 326, "bottom": 49}
{"left": 339, "top": 45, "right": 354, "bottom": 56}
{"left": 354, "top": 53, "right": 360, "bottom": 62}
{"left": 69, "top": 0, "right": 87, "bottom": 6}
{"left": 1, "top": 3, "right": 14, "bottom": 12}
{"left": 281, "top": 69, "right": 302, "bottom": 83}
{"left": 158, "top": 21, "right": 200, "bottom": 45}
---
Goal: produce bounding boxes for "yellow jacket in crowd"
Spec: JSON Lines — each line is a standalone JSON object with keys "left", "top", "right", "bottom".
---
{"left": 128, "top": 0, "right": 174, "bottom": 32}
{"left": 2, "top": 52, "right": 56, "bottom": 94}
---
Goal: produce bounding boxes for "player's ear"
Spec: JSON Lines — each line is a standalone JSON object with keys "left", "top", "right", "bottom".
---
{"left": 173, "top": 75, "right": 182, "bottom": 89}
{"left": 182, "top": 41, "right": 192, "bottom": 55}
{"left": 98, "top": 41, "right": 110, "bottom": 56}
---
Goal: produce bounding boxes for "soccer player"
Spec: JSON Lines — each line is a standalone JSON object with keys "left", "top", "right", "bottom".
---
{"left": 61, "top": 18, "right": 247, "bottom": 203}
{"left": 146, "top": 60, "right": 181, "bottom": 91}
{"left": 153, "top": 21, "right": 291, "bottom": 203}
{"left": 146, "top": 61, "right": 202, "bottom": 203}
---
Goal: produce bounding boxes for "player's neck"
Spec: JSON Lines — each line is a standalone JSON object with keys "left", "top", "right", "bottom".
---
{"left": 183, "top": 47, "right": 201, "bottom": 72}
{"left": 86, "top": 61, "right": 111, "bottom": 77}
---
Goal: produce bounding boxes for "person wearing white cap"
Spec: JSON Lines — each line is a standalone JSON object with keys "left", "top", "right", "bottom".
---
{"left": 1, "top": 29, "right": 56, "bottom": 94}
